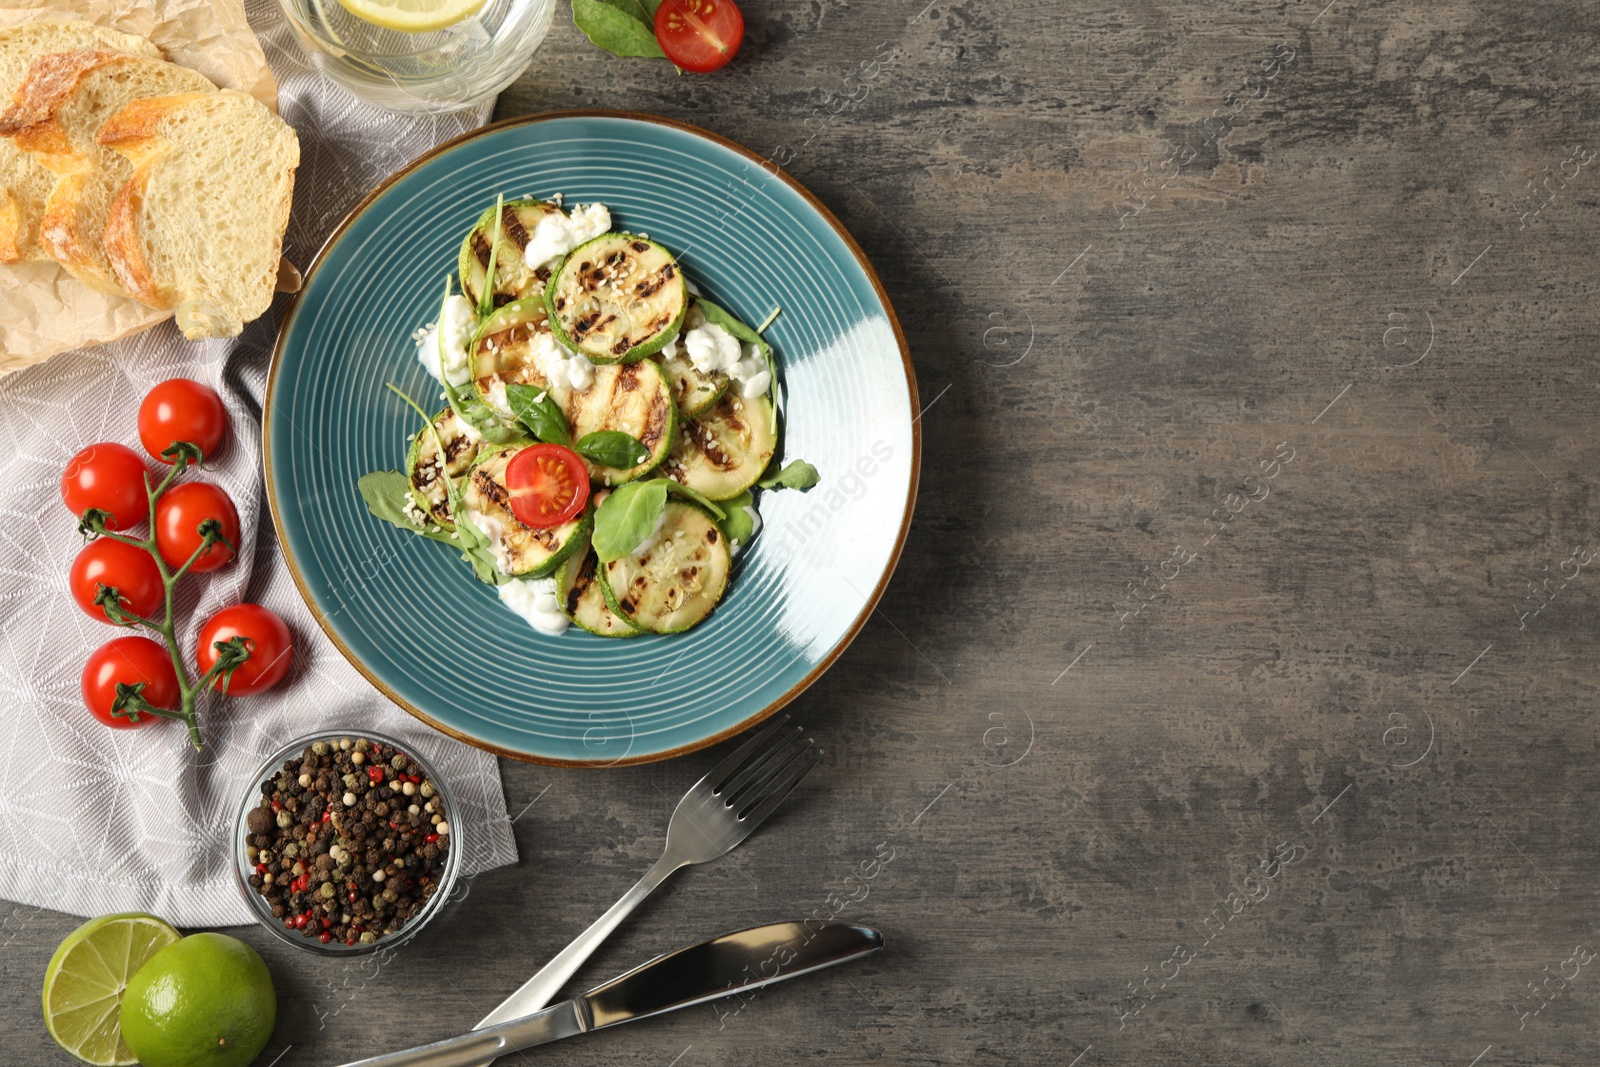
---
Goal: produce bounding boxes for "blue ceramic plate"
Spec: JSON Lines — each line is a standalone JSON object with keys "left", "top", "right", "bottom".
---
{"left": 265, "top": 112, "right": 918, "bottom": 765}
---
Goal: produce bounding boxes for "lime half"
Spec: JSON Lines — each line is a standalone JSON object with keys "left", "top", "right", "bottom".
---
{"left": 43, "top": 913, "right": 181, "bottom": 1066}
{"left": 335, "top": 0, "right": 489, "bottom": 32}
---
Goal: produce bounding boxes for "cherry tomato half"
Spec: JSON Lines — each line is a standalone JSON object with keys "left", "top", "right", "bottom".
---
{"left": 81, "top": 636, "right": 178, "bottom": 728}
{"left": 61, "top": 443, "right": 151, "bottom": 530}
{"left": 506, "top": 444, "right": 590, "bottom": 528}
{"left": 138, "top": 378, "right": 228, "bottom": 465}
{"left": 654, "top": 0, "right": 744, "bottom": 73}
{"left": 196, "top": 604, "right": 293, "bottom": 696}
{"left": 69, "top": 538, "right": 164, "bottom": 623}
{"left": 154, "top": 481, "right": 240, "bottom": 573}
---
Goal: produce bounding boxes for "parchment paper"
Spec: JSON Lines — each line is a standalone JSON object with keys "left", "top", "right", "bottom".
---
{"left": 0, "top": 0, "right": 277, "bottom": 373}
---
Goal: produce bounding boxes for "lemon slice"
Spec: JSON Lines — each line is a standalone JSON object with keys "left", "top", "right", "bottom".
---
{"left": 42, "top": 913, "right": 180, "bottom": 1066}
{"left": 336, "top": 0, "right": 489, "bottom": 32}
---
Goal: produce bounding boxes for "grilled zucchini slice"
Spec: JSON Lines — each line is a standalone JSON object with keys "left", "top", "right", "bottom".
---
{"left": 460, "top": 448, "right": 590, "bottom": 579}
{"left": 459, "top": 198, "right": 564, "bottom": 309}
{"left": 660, "top": 392, "right": 776, "bottom": 501}
{"left": 598, "top": 501, "right": 731, "bottom": 633}
{"left": 404, "top": 408, "right": 484, "bottom": 530}
{"left": 545, "top": 233, "right": 687, "bottom": 365}
{"left": 471, "top": 296, "right": 556, "bottom": 421}
{"left": 564, "top": 359, "right": 677, "bottom": 486}
{"left": 558, "top": 547, "right": 645, "bottom": 638}
{"left": 657, "top": 337, "right": 729, "bottom": 417}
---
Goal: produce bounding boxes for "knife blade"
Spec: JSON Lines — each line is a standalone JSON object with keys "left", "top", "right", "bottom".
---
{"left": 333, "top": 921, "right": 884, "bottom": 1067}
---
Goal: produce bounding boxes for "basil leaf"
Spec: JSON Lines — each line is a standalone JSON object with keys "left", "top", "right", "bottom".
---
{"left": 592, "top": 479, "right": 669, "bottom": 562}
{"left": 506, "top": 383, "right": 570, "bottom": 446}
{"left": 576, "top": 430, "right": 649, "bottom": 470}
{"left": 572, "top": 0, "right": 666, "bottom": 58}
{"left": 664, "top": 480, "right": 725, "bottom": 520}
{"left": 757, "top": 459, "right": 820, "bottom": 491}
{"left": 717, "top": 490, "right": 755, "bottom": 545}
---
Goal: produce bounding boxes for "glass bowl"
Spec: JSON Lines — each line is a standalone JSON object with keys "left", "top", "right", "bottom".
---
{"left": 233, "top": 729, "right": 462, "bottom": 956}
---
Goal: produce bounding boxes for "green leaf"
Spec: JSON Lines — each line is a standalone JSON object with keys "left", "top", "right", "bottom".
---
{"left": 695, "top": 296, "right": 770, "bottom": 358}
{"left": 507, "top": 383, "right": 571, "bottom": 446}
{"left": 572, "top": 0, "right": 666, "bottom": 58}
{"left": 718, "top": 490, "right": 755, "bottom": 544}
{"left": 479, "top": 194, "right": 504, "bottom": 319}
{"left": 359, "top": 470, "right": 423, "bottom": 530}
{"left": 592, "top": 479, "right": 670, "bottom": 562}
{"left": 575, "top": 430, "right": 649, "bottom": 470}
{"left": 359, "top": 470, "right": 507, "bottom": 585}
{"left": 757, "top": 459, "right": 820, "bottom": 491}
{"left": 664, "top": 480, "right": 725, "bottom": 520}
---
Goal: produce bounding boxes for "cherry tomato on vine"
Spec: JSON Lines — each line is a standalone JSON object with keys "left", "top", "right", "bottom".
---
{"left": 60, "top": 443, "right": 151, "bottom": 530}
{"left": 506, "top": 444, "right": 590, "bottom": 528}
{"left": 69, "top": 539, "right": 164, "bottom": 623}
{"left": 81, "top": 636, "right": 178, "bottom": 728}
{"left": 154, "top": 481, "right": 239, "bottom": 572}
{"left": 138, "top": 378, "right": 228, "bottom": 464}
{"left": 196, "top": 604, "right": 293, "bottom": 696}
{"left": 654, "top": 0, "right": 744, "bottom": 73}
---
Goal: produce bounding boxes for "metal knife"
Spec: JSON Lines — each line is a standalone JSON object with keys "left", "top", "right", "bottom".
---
{"left": 333, "top": 921, "right": 884, "bottom": 1067}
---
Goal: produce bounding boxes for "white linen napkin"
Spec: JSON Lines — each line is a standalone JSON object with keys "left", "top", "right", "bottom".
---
{"left": 0, "top": 1, "right": 518, "bottom": 927}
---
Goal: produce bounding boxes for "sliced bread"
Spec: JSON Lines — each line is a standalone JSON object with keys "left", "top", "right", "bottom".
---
{"left": 0, "top": 22, "right": 159, "bottom": 262}
{"left": 0, "top": 50, "right": 213, "bottom": 293}
{"left": 99, "top": 90, "right": 299, "bottom": 339}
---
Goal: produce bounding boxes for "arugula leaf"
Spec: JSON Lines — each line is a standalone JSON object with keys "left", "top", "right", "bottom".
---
{"left": 575, "top": 430, "right": 649, "bottom": 470}
{"left": 664, "top": 480, "right": 726, "bottom": 520}
{"left": 592, "top": 479, "right": 669, "bottom": 562}
{"left": 478, "top": 194, "right": 504, "bottom": 319}
{"left": 452, "top": 510, "right": 510, "bottom": 586}
{"left": 359, "top": 470, "right": 429, "bottom": 531}
{"left": 432, "top": 278, "right": 527, "bottom": 446}
{"left": 757, "top": 459, "right": 820, "bottom": 491}
{"left": 506, "top": 383, "right": 570, "bottom": 446}
{"left": 718, "top": 490, "right": 755, "bottom": 545}
{"left": 572, "top": 0, "right": 666, "bottom": 58}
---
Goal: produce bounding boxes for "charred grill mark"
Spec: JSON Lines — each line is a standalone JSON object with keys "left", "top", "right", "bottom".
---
{"left": 617, "top": 365, "right": 640, "bottom": 391}
{"left": 473, "top": 469, "right": 512, "bottom": 511}
{"left": 493, "top": 292, "right": 514, "bottom": 307}
{"left": 636, "top": 275, "right": 665, "bottom": 298}
{"left": 534, "top": 266, "right": 551, "bottom": 283}
{"left": 640, "top": 397, "right": 666, "bottom": 448}
{"left": 471, "top": 232, "right": 491, "bottom": 269}
{"left": 611, "top": 337, "right": 631, "bottom": 356}
{"left": 501, "top": 205, "right": 531, "bottom": 249}
{"left": 574, "top": 311, "right": 601, "bottom": 337}
{"left": 444, "top": 433, "right": 474, "bottom": 466}
{"left": 706, "top": 528, "right": 719, "bottom": 543}
{"left": 630, "top": 240, "right": 649, "bottom": 253}
{"left": 662, "top": 263, "right": 676, "bottom": 279}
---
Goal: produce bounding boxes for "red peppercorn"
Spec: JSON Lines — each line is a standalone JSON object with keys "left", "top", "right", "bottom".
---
{"left": 321, "top": 811, "right": 333, "bottom": 823}
{"left": 271, "top": 800, "right": 282, "bottom": 811}
{"left": 367, "top": 766, "right": 384, "bottom": 783}
{"left": 319, "top": 932, "right": 333, "bottom": 944}
{"left": 255, "top": 862, "right": 268, "bottom": 873}
{"left": 425, "top": 833, "right": 439, "bottom": 844}
{"left": 347, "top": 891, "right": 359, "bottom": 903}
{"left": 346, "top": 938, "right": 356, "bottom": 946}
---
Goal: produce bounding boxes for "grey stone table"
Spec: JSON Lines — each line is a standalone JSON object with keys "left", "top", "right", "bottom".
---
{"left": 10, "top": 1, "right": 1600, "bottom": 1063}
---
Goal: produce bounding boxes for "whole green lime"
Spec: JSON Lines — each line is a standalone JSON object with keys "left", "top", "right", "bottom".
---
{"left": 119, "top": 932, "right": 276, "bottom": 1067}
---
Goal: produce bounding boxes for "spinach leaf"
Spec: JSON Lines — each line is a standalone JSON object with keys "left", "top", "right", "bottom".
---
{"left": 664, "top": 480, "right": 726, "bottom": 520}
{"left": 592, "top": 479, "right": 669, "bottom": 562}
{"left": 757, "top": 459, "right": 820, "bottom": 491}
{"left": 572, "top": 0, "right": 666, "bottom": 58}
{"left": 506, "top": 383, "right": 570, "bottom": 446}
{"left": 717, "top": 490, "right": 756, "bottom": 545}
{"left": 575, "top": 430, "right": 649, "bottom": 470}
{"left": 695, "top": 296, "right": 770, "bottom": 358}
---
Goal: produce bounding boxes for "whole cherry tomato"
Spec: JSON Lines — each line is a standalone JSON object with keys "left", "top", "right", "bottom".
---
{"left": 154, "top": 481, "right": 239, "bottom": 572}
{"left": 60, "top": 443, "right": 151, "bottom": 530}
{"left": 654, "top": 0, "right": 744, "bottom": 73}
{"left": 81, "top": 636, "right": 179, "bottom": 728}
{"left": 196, "top": 604, "right": 293, "bottom": 696}
{"left": 69, "top": 539, "right": 164, "bottom": 623}
{"left": 138, "top": 378, "right": 228, "bottom": 465}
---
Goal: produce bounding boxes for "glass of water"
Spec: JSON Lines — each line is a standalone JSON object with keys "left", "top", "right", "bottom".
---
{"left": 277, "top": 0, "right": 556, "bottom": 113}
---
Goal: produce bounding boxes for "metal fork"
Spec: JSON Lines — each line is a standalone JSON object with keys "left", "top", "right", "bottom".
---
{"left": 469, "top": 715, "right": 822, "bottom": 1045}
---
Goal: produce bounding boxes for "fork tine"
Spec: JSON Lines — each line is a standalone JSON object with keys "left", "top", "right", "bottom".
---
{"left": 737, "top": 745, "right": 822, "bottom": 826}
{"left": 700, "top": 715, "right": 792, "bottom": 794}
{"left": 713, "top": 723, "right": 804, "bottom": 800}
{"left": 724, "top": 735, "right": 812, "bottom": 811}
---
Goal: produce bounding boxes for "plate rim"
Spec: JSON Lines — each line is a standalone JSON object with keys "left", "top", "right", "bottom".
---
{"left": 263, "top": 108, "right": 921, "bottom": 767}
